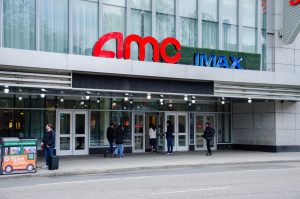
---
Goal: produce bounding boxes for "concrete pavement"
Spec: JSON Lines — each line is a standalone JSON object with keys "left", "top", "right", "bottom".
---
{"left": 1, "top": 150, "right": 300, "bottom": 179}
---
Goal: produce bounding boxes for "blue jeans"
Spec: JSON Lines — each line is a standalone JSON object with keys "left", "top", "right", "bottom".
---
{"left": 167, "top": 137, "right": 173, "bottom": 153}
{"left": 108, "top": 140, "right": 114, "bottom": 153}
{"left": 45, "top": 147, "right": 54, "bottom": 166}
{"left": 114, "top": 144, "right": 124, "bottom": 157}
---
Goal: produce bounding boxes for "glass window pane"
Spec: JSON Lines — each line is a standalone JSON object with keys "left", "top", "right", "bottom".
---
{"left": 179, "top": 0, "right": 197, "bottom": 18}
{"left": 90, "top": 111, "right": 107, "bottom": 147}
{"left": 223, "top": 0, "right": 237, "bottom": 25}
{"left": 60, "top": 113, "right": 70, "bottom": 135}
{"left": 178, "top": 116, "right": 186, "bottom": 133}
{"left": 243, "top": 0, "right": 257, "bottom": 27}
{"left": 180, "top": 17, "right": 197, "bottom": 47}
{"left": 72, "top": 0, "right": 98, "bottom": 56}
{"left": 40, "top": 0, "right": 68, "bottom": 53}
{"left": 217, "top": 114, "right": 231, "bottom": 143}
{"left": 202, "top": 21, "right": 218, "bottom": 49}
{"left": 243, "top": 27, "right": 257, "bottom": 53}
{"left": 202, "top": 0, "right": 218, "bottom": 21}
{"left": 156, "top": 0, "right": 175, "bottom": 14}
{"left": 156, "top": 13, "right": 175, "bottom": 42}
{"left": 130, "top": 9, "right": 152, "bottom": 61}
{"left": 103, "top": 0, "right": 125, "bottom": 7}
{"left": 224, "top": 24, "right": 238, "bottom": 51}
{"left": 130, "top": 0, "right": 151, "bottom": 11}
{"left": 102, "top": 5, "right": 125, "bottom": 56}
{"left": 3, "top": 0, "right": 36, "bottom": 50}
{"left": 75, "top": 114, "right": 85, "bottom": 134}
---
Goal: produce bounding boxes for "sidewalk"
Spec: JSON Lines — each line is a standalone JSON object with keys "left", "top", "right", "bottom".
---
{"left": 2, "top": 150, "right": 300, "bottom": 179}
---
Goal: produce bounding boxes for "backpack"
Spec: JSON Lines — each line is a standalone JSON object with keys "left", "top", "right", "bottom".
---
{"left": 206, "top": 128, "right": 215, "bottom": 140}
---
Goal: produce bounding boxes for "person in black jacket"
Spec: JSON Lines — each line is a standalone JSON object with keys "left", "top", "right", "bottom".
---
{"left": 106, "top": 122, "right": 115, "bottom": 154}
{"left": 166, "top": 120, "right": 174, "bottom": 154}
{"left": 113, "top": 124, "right": 125, "bottom": 158}
{"left": 41, "top": 124, "right": 55, "bottom": 169}
{"left": 203, "top": 122, "right": 215, "bottom": 156}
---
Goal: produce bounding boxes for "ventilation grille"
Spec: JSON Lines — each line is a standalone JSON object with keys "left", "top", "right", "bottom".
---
{"left": 0, "top": 69, "right": 72, "bottom": 89}
{"left": 215, "top": 82, "right": 300, "bottom": 101}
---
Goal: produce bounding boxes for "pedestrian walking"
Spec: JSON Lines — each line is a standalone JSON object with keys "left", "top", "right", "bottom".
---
{"left": 114, "top": 124, "right": 125, "bottom": 158}
{"left": 203, "top": 122, "right": 215, "bottom": 156}
{"left": 106, "top": 122, "right": 115, "bottom": 154}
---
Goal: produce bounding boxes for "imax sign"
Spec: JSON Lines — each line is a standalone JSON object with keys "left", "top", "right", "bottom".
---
{"left": 194, "top": 53, "right": 243, "bottom": 69}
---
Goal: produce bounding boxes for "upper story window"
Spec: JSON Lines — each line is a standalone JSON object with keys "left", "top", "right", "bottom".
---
{"left": 223, "top": 0, "right": 238, "bottom": 51}
{"left": 243, "top": 0, "right": 257, "bottom": 27}
{"left": 129, "top": 0, "right": 152, "bottom": 61}
{"left": 156, "top": 0, "right": 175, "bottom": 42}
{"left": 202, "top": 0, "right": 218, "bottom": 49}
{"left": 223, "top": 0, "right": 238, "bottom": 25}
{"left": 179, "top": 0, "right": 198, "bottom": 47}
{"left": 40, "top": 0, "right": 68, "bottom": 53}
{"left": 3, "top": 0, "right": 36, "bottom": 50}
{"left": 102, "top": 0, "right": 126, "bottom": 56}
{"left": 72, "top": 0, "right": 98, "bottom": 56}
{"left": 202, "top": 0, "right": 218, "bottom": 22}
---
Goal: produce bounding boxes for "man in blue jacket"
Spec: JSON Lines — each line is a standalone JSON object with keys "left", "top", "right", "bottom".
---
{"left": 41, "top": 124, "right": 55, "bottom": 169}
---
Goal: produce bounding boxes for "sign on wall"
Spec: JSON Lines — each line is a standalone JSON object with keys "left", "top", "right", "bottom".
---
{"left": 93, "top": 32, "right": 181, "bottom": 64}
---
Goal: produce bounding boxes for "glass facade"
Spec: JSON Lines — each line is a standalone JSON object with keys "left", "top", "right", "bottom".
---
{"left": 40, "top": 0, "right": 68, "bottom": 53}
{"left": 156, "top": 0, "right": 175, "bottom": 42}
{"left": 129, "top": 0, "right": 152, "bottom": 61}
{"left": 3, "top": 0, "right": 36, "bottom": 50}
{"left": 1, "top": 0, "right": 265, "bottom": 68}
{"left": 0, "top": 93, "right": 232, "bottom": 149}
{"left": 179, "top": 0, "right": 197, "bottom": 47}
{"left": 72, "top": 0, "right": 98, "bottom": 56}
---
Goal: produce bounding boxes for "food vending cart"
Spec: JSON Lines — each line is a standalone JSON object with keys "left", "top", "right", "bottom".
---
{"left": 0, "top": 137, "right": 37, "bottom": 175}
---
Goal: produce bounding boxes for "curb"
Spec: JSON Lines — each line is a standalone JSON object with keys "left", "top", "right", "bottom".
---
{"left": 1, "top": 159, "right": 300, "bottom": 180}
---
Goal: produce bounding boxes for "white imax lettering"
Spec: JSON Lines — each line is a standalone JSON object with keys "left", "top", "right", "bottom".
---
{"left": 194, "top": 53, "right": 243, "bottom": 69}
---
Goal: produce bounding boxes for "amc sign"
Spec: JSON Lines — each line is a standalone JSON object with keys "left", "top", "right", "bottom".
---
{"left": 93, "top": 32, "right": 181, "bottom": 64}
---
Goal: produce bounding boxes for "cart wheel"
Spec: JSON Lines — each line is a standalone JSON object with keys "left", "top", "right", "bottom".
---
{"left": 27, "top": 164, "right": 34, "bottom": 171}
{"left": 5, "top": 165, "right": 13, "bottom": 173}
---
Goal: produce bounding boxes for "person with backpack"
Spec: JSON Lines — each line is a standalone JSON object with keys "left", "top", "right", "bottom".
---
{"left": 203, "top": 122, "right": 215, "bottom": 156}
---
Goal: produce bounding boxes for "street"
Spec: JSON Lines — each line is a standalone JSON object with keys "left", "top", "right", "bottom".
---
{"left": 1, "top": 162, "right": 300, "bottom": 199}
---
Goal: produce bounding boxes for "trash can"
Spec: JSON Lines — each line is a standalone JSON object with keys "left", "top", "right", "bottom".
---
{"left": 0, "top": 137, "right": 37, "bottom": 175}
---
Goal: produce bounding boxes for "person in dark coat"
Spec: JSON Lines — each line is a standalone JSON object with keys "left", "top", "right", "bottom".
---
{"left": 113, "top": 124, "right": 125, "bottom": 158}
{"left": 41, "top": 124, "right": 55, "bottom": 169}
{"left": 166, "top": 120, "right": 174, "bottom": 154}
{"left": 203, "top": 122, "right": 215, "bottom": 156}
{"left": 106, "top": 122, "right": 115, "bottom": 153}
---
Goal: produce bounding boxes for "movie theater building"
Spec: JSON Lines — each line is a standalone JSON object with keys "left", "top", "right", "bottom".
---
{"left": 0, "top": 0, "right": 300, "bottom": 155}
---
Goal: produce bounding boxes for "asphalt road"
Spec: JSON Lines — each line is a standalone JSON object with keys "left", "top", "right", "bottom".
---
{"left": 1, "top": 162, "right": 300, "bottom": 199}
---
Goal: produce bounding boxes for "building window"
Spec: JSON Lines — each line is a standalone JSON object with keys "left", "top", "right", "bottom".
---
{"left": 129, "top": 0, "right": 152, "bottom": 61}
{"left": 102, "top": 3, "right": 126, "bottom": 57}
{"left": 3, "top": 0, "right": 36, "bottom": 50}
{"left": 223, "top": 0, "right": 238, "bottom": 25}
{"left": 72, "top": 0, "right": 98, "bottom": 56}
{"left": 202, "top": 21, "right": 218, "bottom": 49}
{"left": 224, "top": 24, "right": 238, "bottom": 51}
{"left": 243, "top": 0, "right": 257, "bottom": 28}
{"left": 156, "top": 0, "right": 175, "bottom": 42}
{"left": 179, "top": 0, "right": 198, "bottom": 47}
{"left": 40, "top": 0, "right": 68, "bottom": 53}
{"left": 242, "top": 27, "right": 257, "bottom": 53}
{"left": 202, "top": 0, "right": 218, "bottom": 22}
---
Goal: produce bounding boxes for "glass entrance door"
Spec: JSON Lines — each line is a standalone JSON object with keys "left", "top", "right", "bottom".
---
{"left": 56, "top": 110, "right": 88, "bottom": 156}
{"left": 132, "top": 113, "right": 145, "bottom": 153}
{"left": 165, "top": 113, "right": 188, "bottom": 152}
{"left": 195, "top": 114, "right": 216, "bottom": 151}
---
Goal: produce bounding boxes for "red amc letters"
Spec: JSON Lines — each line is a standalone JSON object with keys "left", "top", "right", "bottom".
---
{"left": 290, "top": 0, "right": 300, "bottom": 6}
{"left": 92, "top": 32, "right": 181, "bottom": 64}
